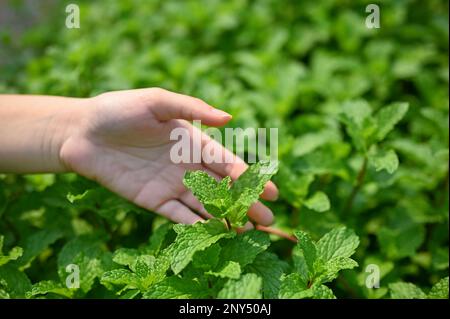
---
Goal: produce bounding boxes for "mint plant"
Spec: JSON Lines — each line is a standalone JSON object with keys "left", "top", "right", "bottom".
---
{"left": 279, "top": 227, "right": 359, "bottom": 299}
{"left": 389, "top": 277, "right": 449, "bottom": 299}
{"left": 183, "top": 160, "right": 278, "bottom": 228}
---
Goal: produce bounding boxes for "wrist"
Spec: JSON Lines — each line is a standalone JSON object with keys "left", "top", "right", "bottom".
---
{"left": 0, "top": 95, "right": 93, "bottom": 174}
{"left": 57, "top": 97, "right": 94, "bottom": 172}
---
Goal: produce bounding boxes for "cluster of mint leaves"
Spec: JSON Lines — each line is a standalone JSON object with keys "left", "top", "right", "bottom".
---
{"left": 183, "top": 161, "right": 278, "bottom": 228}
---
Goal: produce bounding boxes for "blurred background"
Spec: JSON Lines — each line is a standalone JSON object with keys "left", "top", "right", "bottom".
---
{"left": 0, "top": 0, "right": 448, "bottom": 298}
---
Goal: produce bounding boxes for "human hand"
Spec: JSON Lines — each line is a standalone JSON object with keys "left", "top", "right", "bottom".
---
{"left": 59, "top": 88, "right": 278, "bottom": 226}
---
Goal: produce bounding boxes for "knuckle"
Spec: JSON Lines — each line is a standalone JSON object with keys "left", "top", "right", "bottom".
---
{"left": 147, "top": 87, "right": 167, "bottom": 104}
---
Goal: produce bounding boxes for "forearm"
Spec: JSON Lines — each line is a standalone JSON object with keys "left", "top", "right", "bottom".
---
{"left": 0, "top": 95, "right": 88, "bottom": 173}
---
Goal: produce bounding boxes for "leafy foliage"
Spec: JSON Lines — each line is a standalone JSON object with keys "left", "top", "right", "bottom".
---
{"left": 183, "top": 160, "right": 278, "bottom": 227}
{"left": 0, "top": 0, "right": 448, "bottom": 299}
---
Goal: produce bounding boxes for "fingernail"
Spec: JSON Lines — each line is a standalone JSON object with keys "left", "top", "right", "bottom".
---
{"left": 211, "top": 108, "right": 232, "bottom": 119}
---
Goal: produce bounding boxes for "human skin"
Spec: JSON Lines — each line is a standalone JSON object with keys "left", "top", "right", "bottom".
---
{"left": 0, "top": 88, "right": 278, "bottom": 227}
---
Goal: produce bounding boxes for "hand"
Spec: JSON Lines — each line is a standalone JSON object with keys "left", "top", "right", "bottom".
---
{"left": 59, "top": 88, "right": 278, "bottom": 226}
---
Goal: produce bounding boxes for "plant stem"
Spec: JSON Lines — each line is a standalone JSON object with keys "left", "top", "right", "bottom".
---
{"left": 255, "top": 224, "right": 297, "bottom": 243}
{"left": 343, "top": 156, "right": 368, "bottom": 215}
{"left": 224, "top": 218, "right": 231, "bottom": 231}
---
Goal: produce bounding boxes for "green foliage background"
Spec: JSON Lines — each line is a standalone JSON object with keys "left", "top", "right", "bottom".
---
{"left": 0, "top": 0, "right": 448, "bottom": 299}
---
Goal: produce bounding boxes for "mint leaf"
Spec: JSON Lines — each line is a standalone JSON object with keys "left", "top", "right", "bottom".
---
{"left": 246, "top": 252, "right": 289, "bottom": 298}
{"left": 227, "top": 161, "right": 278, "bottom": 227}
{"left": 315, "top": 257, "right": 358, "bottom": 284}
{"left": 0, "top": 265, "right": 32, "bottom": 298}
{"left": 389, "top": 282, "right": 427, "bottom": 299}
{"left": 166, "top": 219, "right": 234, "bottom": 274}
{"left": 279, "top": 273, "right": 337, "bottom": 299}
{"left": 206, "top": 261, "right": 241, "bottom": 279}
{"left": 133, "top": 255, "right": 167, "bottom": 288}
{"left": 369, "top": 148, "right": 399, "bottom": 174}
{"left": 316, "top": 227, "right": 360, "bottom": 262}
{"left": 112, "top": 248, "right": 140, "bottom": 268}
{"left": 220, "top": 230, "right": 270, "bottom": 268}
{"left": 218, "top": 273, "right": 263, "bottom": 299}
{"left": 339, "top": 100, "right": 376, "bottom": 152}
{"left": 183, "top": 171, "right": 232, "bottom": 218}
{"left": 378, "top": 223, "right": 425, "bottom": 259}
{"left": 103, "top": 253, "right": 169, "bottom": 293}
{"left": 101, "top": 269, "right": 140, "bottom": 291}
{"left": 286, "top": 227, "right": 359, "bottom": 296}
{"left": 146, "top": 222, "right": 172, "bottom": 256}
{"left": 312, "top": 285, "right": 336, "bottom": 299}
{"left": 293, "top": 230, "right": 317, "bottom": 277}
{"left": 340, "top": 101, "right": 409, "bottom": 152}
{"left": 428, "top": 277, "right": 449, "bottom": 299}
{"left": 16, "top": 229, "right": 63, "bottom": 269}
{"left": 192, "top": 244, "right": 221, "bottom": 271}
{"left": 304, "top": 191, "right": 330, "bottom": 212}
{"left": 143, "top": 276, "right": 209, "bottom": 299}
{"left": 278, "top": 273, "right": 311, "bottom": 299}
{"left": 374, "top": 102, "right": 409, "bottom": 142}
{"left": 0, "top": 236, "right": 23, "bottom": 266}
{"left": 57, "top": 236, "right": 113, "bottom": 293}
{"left": 66, "top": 190, "right": 90, "bottom": 203}
{"left": 26, "top": 280, "right": 74, "bottom": 298}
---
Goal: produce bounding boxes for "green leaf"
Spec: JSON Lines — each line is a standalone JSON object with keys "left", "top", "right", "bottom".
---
{"left": 374, "top": 102, "right": 409, "bottom": 142}
{"left": 369, "top": 148, "right": 399, "bottom": 174}
{"left": 339, "top": 100, "right": 376, "bottom": 152}
{"left": 316, "top": 227, "right": 360, "bottom": 262}
{"left": 389, "top": 282, "right": 427, "bottom": 299}
{"left": 146, "top": 222, "right": 172, "bottom": 256}
{"left": 315, "top": 257, "right": 358, "bottom": 284}
{"left": 101, "top": 269, "right": 140, "bottom": 291}
{"left": 166, "top": 219, "right": 234, "bottom": 274}
{"left": 278, "top": 273, "right": 311, "bottom": 299}
{"left": 206, "top": 261, "right": 241, "bottom": 279}
{"left": 246, "top": 252, "right": 289, "bottom": 298}
{"left": 183, "top": 171, "right": 232, "bottom": 218}
{"left": 304, "top": 191, "right": 330, "bottom": 212}
{"left": 378, "top": 224, "right": 425, "bottom": 259}
{"left": 227, "top": 160, "right": 279, "bottom": 227}
{"left": 143, "top": 276, "right": 208, "bottom": 299}
{"left": 133, "top": 255, "right": 165, "bottom": 287}
{"left": 311, "top": 285, "right": 336, "bottom": 299}
{"left": 292, "top": 245, "right": 310, "bottom": 283}
{"left": 218, "top": 273, "right": 263, "bottom": 299}
{"left": 220, "top": 230, "right": 270, "bottom": 268}
{"left": 0, "top": 236, "right": 23, "bottom": 266}
{"left": 26, "top": 280, "right": 74, "bottom": 298}
{"left": 278, "top": 273, "right": 336, "bottom": 299}
{"left": 0, "top": 264, "right": 32, "bottom": 298}
{"left": 112, "top": 248, "right": 140, "bottom": 268}
{"left": 66, "top": 190, "right": 90, "bottom": 203}
{"left": 192, "top": 244, "right": 221, "bottom": 271}
{"left": 57, "top": 236, "right": 113, "bottom": 294}
{"left": 428, "top": 277, "right": 449, "bottom": 299}
{"left": 102, "top": 253, "right": 168, "bottom": 292}
{"left": 16, "top": 229, "right": 63, "bottom": 269}
{"left": 294, "top": 230, "right": 317, "bottom": 277}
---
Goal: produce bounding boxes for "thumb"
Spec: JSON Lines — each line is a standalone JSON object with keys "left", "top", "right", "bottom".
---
{"left": 147, "top": 88, "right": 232, "bottom": 126}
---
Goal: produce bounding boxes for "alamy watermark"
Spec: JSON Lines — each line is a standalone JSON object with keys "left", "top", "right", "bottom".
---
{"left": 365, "top": 4, "right": 380, "bottom": 29}
{"left": 365, "top": 263, "right": 380, "bottom": 289}
{"left": 65, "top": 4, "right": 80, "bottom": 29}
{"left": 169, "top": 120, "right": 278, "bottom": 168}
{"left": 65, "top": 263, "right": 80, "bottom": 289}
